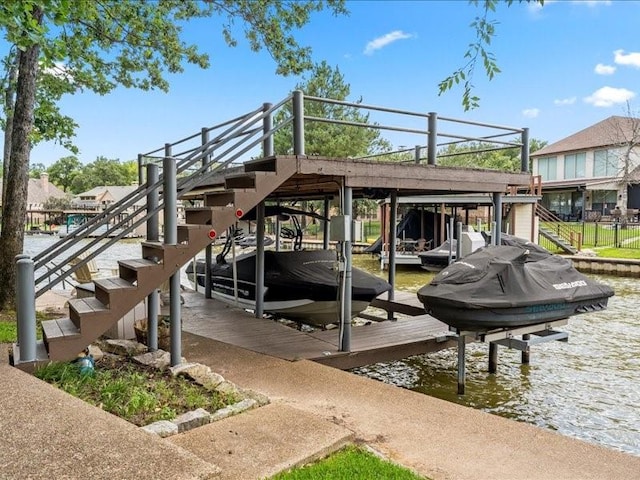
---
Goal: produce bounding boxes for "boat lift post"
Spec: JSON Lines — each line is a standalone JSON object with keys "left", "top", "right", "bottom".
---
{"left": 255, "top": 201, "right": 266, "bottom": 319}
{"left": 339, "top": 186, "right": 353, "bottom": 352}
{"left": 202, "top": 127, "right": 213, "bottom": 299}
{"left": 164, "top": 145, "right": 181, "bottom": 366}
{"left": 323, "top": 196, "right": 331, "bottom": 250}
{"left": 455, "top": 320, "right": 570, "bottom": 394}
{"left": 387, "top": 190, "right": 398, "bottom": 320}
{"left": 146, "top": 162, "right": 159, "bottom": 351}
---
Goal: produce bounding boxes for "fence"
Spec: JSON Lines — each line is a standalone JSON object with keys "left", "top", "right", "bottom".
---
{"left": 540, "top": 221, "right": 640, "bottom": 249}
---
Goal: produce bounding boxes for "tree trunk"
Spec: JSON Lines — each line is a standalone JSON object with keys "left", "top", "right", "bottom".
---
{"left": 0, "top": 31, "right": 41, "bottom": 309}
{"left": 2, "top": 52, "right": 18, "bottom": 211}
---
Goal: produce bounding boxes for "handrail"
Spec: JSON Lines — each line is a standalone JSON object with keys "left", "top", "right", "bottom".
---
{"left": 536, "top": 203, "right": 581, "bottom": 249}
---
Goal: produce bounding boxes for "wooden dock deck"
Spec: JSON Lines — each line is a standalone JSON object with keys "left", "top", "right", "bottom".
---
{"left": 180, "top": 291, "right": 457, "bottom": 370}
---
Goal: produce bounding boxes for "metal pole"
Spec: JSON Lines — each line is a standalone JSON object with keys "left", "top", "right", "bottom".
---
{"left": 428, "top": 112, "right": 437, "bottom": 165}
{"left": 205, "top": 244, "right": 212, "bottom": 299}
{"left": 493, "top": 192, "right": 503, "bottom": 245}
{"left": 522, "top": 334, "right": 531, "bottom": 364}
{"left": 255, "top": 201, "right": 265, "bottom": 318}
{"left": 323, "top": 196, "right": 330, "bottom": 250}
{"left": 263, "top": 102, "right": 274, "bottom": 156}
{"left": 275, "top": 199, "right": 281, "bottom": 252}
{"left": 521, "top": 127, "right": 530, "bottom": 173}
{"left": 146, "top": 163, "right": 160, "bottom": 351}
{"left": 137, "top": 154, "right": 144, "bottom": 186}
{"left": 201, "top": 127, "right": 210, "bottom": 169}
{"left": 414, "top": 145, "right": 421, "bottom": 164}
{"left": 488, "top": 343, "right": 498, "bottom": 373}
{"left": 163, "top": 144, "right": 181, "bottom": 366}
{"left": 456, "top": 221, "right": 462, "bottom": 260}
{"left": 457, "top": 334, "right": 466, "bottom": 395}
{"left": 292, "top": 90, "right": 305, "bottom": 156}
{"left": 16, "top": 256, "right": 36, "bottom": 362}
{"left": 340, "top": 186, "right": 353, "bottom": 352}
{"left": 387, "top": 190, "right": 398, "bottom": 320}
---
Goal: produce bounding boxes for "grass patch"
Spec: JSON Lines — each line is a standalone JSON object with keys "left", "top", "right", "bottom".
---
{"left": 34, "top": 355, "right": 238, "bottom": 426}
{"left": 271, "top": 445, "right": 427, "bottom": 480}
{"left": 0, "top": 309, "right": 61, "bottom": 343}
{"left": 593, "top": 247, "right": 640, "bottom": 259}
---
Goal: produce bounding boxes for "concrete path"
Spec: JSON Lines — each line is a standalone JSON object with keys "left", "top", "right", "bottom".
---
{"left": 169, "top": 403, "right": 353, "bottom": 480}
{"left": 182, "top": 332, "right": 640, "bottom": 480}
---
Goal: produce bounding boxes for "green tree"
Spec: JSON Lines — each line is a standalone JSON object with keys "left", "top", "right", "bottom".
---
{"left": 0, "top": 0, "right": 347, "bottom": 309}
{"left": 438, "top": 137, "right": 547, "bottom": 172}
{"left": 70, "top": 157, "right": 140, "bottom": 193}
{"left": 47, "top": 155, "right": 81, "bottom": 192}
{"left": 29, "top": 162, "right": 46, "bottom": 178}
{"left": 274, "top": 61, "right": 390, "bottom": 157}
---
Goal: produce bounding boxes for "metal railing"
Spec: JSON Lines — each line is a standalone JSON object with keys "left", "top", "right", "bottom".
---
{"left": 30, "top": 90, "right": 531, "bottom": 297}
{"left": 536, "top": 203, "right": 582, "bottom": 250}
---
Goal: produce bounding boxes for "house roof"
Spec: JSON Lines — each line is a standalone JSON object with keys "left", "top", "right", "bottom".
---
{"left": 73, "top": 185, "right": 145, "bottom": 207}
{"left": 531, "top": 116, "right": 640, "bottom": 157}
{"left": 0, "top": 174, "right": 68, "bottom": 206}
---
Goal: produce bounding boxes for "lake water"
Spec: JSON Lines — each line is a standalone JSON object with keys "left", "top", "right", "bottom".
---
{"left": 24, "top": 235, "right": 640, "bottom": 456}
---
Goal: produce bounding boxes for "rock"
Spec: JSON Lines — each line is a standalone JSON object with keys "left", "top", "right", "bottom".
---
{"left": 215, "top": 381, "right": 239, "bottom": 396}
{"left": 229, "top": 398, "right": 258, "bottom": 414}
{"left": 101, "top": 339, "right": 147, "bottom": 356}
{"left": 87, "top": 344, "right": 103, "bottom": 361}
{"left": 172, "top": 408, "right": 211, "bottom": 433}
{"left": 240, "top": 390, "right": 270, "bottom": 407}
{"left": 141, "top": 420, "right": 178, "bottom": 438}
{"left": 133, "top": 350, "right": 172, "bottom": 370}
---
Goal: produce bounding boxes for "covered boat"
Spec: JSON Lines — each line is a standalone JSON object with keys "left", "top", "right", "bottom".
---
{"left": 189, "top": 249, "right": 392, "bottom": 326}
{"left": 418, "top": 239, "right": 457, "bottom": 271}
{"left": 417, "top": 243, "right": 614, "bottom": 331}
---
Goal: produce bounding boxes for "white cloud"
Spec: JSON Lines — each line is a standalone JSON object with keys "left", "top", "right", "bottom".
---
{"left": 554, "top": 97, "right": 577, "bottom": 106}
{"left": 41, "top": 61, "right": 72, "bottom": 80}
{"left": 594, "top": 63, "right": 616, "bottom": 75}
{"left": 584, "top": 86, "right": 636, "bottom": 107}
{"left": 364, "top": 31, "right": 413, "bottom": 56}
{"left": 614, "top": 49, "right": 640, "bottom": 69}
{"left": 522, "top": 108, "right": 540, "bottom": 119}
{"left": 572, "top": 0, "right": 612, "bottom": 6}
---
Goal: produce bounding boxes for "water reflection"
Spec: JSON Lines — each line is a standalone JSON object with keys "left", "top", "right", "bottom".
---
{"left": 351, "top": 255, "right": 640, "bottom": 456}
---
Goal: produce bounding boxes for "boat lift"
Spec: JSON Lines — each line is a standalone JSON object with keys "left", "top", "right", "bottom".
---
{"left": 454, "top": 319, "right": 569, "bottom": 394}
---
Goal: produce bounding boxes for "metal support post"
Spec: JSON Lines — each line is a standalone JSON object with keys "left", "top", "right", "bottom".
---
{"left": 275, "top": 199, "right": 281, "bottom": 252}
{"left": 146, "top": 163, "right": 159, "bottom": 351}
{"left": 262, "top": 102, "right": 274, "bottom": 156}
{"left": 292, "top": 90, "right": 305, "bottom": 156}
{"left": 137, "top": 154, "right": 144, "bottom": 186}
{"left": 492, "top": 192, "right": 503, "bottom": 245}
{"left": 339, "top": 186, "right": 353, "bottom": 352}
{"left": 488, "top": 342, "right": 498, "bottom": 373}
{"left": 522, "top": 334, "right": 531, "bottom": 364}
{"left": 255, "top": 201, "right": 266, "bottom": 318}
{"left": 520, "top": 127, "right": 530, "bottom": 173}
{"left": 387, "top": 190, "right": 398, "bottom": 320}
{"left": 16, "top": 256, "right": 36, "bottom": 362}
{"left": 323, "top": 196, "right": 330, "bottom": 250}
{"left": 205, "top": 244, "right": 212, "bottom": 299}
{"left": 414, "top": 145, "right": 421, "bottom": 164}
{"left": 201, "top": 127, "right": 210, "bottom": 169}
{"left": 457, "top": 333, "right": 466, "bottom": 395}
{"left": 428, "top": 112, "right": 437, "bottom": 165}
{"left": 163, "top": 145, "right": 181, "bottom": 366}
{"left": 456, "top": 221, "right": 462, "bottom": 260}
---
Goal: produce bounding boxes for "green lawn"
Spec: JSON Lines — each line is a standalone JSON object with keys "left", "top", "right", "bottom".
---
{"left": 271, "top": 445, "right": 427, "bottom": 480}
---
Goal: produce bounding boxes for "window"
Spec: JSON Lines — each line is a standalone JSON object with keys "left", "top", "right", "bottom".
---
{"left": 537, "top": 156, "right": 557, "bottom": 181}
{"left": 593, "top": 149, "right": 618, "bottom": 177}
{"left": 564, "top": 152, "right": 586, "bottom": 179}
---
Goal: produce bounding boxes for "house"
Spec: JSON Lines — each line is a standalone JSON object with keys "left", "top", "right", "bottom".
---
{"left": 531, "top": 116, "right": 640, "bottom": 221}
{"left": 0, "top": 173, "right": 69, "bottom": 229}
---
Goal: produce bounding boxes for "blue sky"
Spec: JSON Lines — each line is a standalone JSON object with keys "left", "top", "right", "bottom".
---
{"left": 16, "top": 0, "right": 640, "bottom": 166}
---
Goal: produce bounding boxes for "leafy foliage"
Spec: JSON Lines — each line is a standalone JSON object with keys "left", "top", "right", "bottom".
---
{"left": 68, "top": 156, "right": 138, "bottom": 193}
{"left": 273, "top": 61, "right": 391, "bottom": 157}
{"left": 46, "top": 155, "right": 81, "bottom": 192}
{"left": 439, "top": 0, "right": 544, "bottom": 110}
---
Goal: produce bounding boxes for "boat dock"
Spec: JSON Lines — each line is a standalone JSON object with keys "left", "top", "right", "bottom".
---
{"left": 181, "top": 291, "right": 457, "bottom": 370}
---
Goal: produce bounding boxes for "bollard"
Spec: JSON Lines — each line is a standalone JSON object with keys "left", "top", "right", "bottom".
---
{"left": 16, "top": 257, "right": 37, "bottom": 362}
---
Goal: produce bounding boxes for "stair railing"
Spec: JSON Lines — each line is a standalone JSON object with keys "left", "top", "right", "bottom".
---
{"left": 32, "top": 95, "right": 295, "bottom": 297}
{"left": 536, "top": 203, "right": 582, "bottom": 250}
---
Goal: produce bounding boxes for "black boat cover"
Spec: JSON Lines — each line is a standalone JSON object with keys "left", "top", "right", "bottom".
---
{"left": 417, "top": 244, "right": 614, "bottom": 311}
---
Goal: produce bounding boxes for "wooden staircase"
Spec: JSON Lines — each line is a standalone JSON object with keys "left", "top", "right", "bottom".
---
{"left": 38, "top": 156, "right": 297, "bottom": 362}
